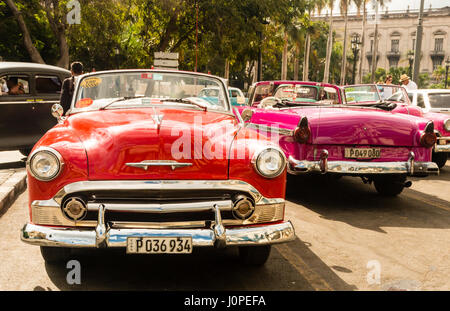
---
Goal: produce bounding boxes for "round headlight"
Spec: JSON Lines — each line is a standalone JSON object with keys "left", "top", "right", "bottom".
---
{"left": 444, "top": 119, "right": 450, "bottom": 132}
{"left": 28, "top": 148, "right": 63, "bottom": 181}
{"left": 253, "top": 148, "right": 286, "bottom": 178}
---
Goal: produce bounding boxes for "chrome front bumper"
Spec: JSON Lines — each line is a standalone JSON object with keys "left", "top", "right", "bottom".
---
{"left": 21, "top": 221, "right": 295, "bottom": 248}
{"left": 288, "top": 151, "right": 439, "bottom": 176}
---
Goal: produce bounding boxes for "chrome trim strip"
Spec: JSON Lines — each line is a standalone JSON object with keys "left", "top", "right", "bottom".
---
{"left": 247, "top": 123, "right": 294, "bottom": 136}
{"left": 86, "top": 200, "right": 232, "bottom": 213}
{"left": 109, "top": 221, "right": 208, "bottom": 229}
{"left": 434, "top": 144, "right": 450, "bottom": 153}
{"left": 52, "top": 180, "right": 265, "bottom": 205}
{"left": 21, "top": 221, "right": 296, "bottom": 248}
{"left": 125, "top": 160, "right": 192, "bottom": 171}
{"left": 288, "top": 156, "right": 439, "bottom": 176}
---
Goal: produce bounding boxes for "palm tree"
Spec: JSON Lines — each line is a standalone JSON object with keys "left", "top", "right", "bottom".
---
{"left": 323, "top": 0, "right": 335, "bottom": 83}
{"left": 354, "top": 0, "right": 369, "bottom": 83}
{"left": 303, "top": 0, "right": 326, "bottom": 81}
{"left": 370, "top": 0, "right": 390, "bottom": 82}
{"left": 339, "top": 0, "right": 351, "bottom": 85}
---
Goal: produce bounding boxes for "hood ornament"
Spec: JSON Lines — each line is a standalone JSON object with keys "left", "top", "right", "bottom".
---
{"left": 151, "top": 107, "right": 164, "bottom": 127}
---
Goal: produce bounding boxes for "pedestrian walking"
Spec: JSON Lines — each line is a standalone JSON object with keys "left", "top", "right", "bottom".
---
{"left": 399, "top": 74, "right": 418, "bottom": 91}
{"left": 60, "top": 61, "right": 83, "bottom": 111}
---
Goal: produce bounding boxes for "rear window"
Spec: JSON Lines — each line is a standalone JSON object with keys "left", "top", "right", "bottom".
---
{"left": 35, "top": 75, "right": 62, "bottom": 94}
{"left": 428, "top": 93, "right": 450, "bottom": 108}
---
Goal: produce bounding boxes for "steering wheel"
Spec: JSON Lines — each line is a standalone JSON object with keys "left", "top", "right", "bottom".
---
{"left": 258, "top": 96, "right": 282, "bottom": 108}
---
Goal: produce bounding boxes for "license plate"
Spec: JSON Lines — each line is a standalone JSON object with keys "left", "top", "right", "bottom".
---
{"left": 126, "top": 237, "right": 192, "bottom": 254}
{"left": 344, "top": 148, "right": 381, "bottom": 159}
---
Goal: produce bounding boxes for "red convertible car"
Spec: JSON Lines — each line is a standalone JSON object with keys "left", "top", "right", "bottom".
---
{"left": 21, "top": 70, "right": 295, "bottom": 265}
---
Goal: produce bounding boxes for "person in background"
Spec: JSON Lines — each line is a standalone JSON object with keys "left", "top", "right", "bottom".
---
{"left": 382, "top": 75, "right": 393, "bottom": 99}
{"left": 399, "top": 74, "right": 417, "bottom": 91}
{"left": 0, "top": 78, "right": 8, "bottom": 95}
{"left": 6, "top": 77, "right": 25, "bottom": 95}
{"left": 60, "top": 61, "right": 84, "bottom": 111}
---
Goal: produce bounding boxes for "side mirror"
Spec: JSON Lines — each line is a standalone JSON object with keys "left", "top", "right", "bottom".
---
{"left": 51, "top": 104, "right": 64, "bottom": 122}
{"left": 236, "top": 96, "right": 245, "bottom": 105}
{"left": 241, "top": 108, "right": 253, "bottom": 122}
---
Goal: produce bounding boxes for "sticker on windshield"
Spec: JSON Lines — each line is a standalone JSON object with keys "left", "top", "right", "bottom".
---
{"left": 153, "top": 74, "right": 163, "bottom": 81}
{"left": 80, "top": 77, "right": 102, "bottom": 88}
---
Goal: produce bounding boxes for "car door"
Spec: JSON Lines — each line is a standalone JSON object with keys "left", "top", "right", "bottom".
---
{"left": 0, "top": 72, "right": 36, "bottom": 151}
{"left": 32, "top": 72, "right": 66, "bottom": 135}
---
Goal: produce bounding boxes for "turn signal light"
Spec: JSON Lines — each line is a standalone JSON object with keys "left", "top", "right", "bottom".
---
{"left": 293, "top": 116, "right": 310, "bottom": 144}
{"left": 420, "top": 132, "right": 437, "bottom": 148}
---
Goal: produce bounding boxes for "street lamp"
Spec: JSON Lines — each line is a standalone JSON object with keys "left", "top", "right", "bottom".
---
{"left": 408, "top": 50, "right": 414, "bottom": 77}
{"left": 257, "top": 18, "right": 270, "bottom": 81}
{"left": 351, "top": 34, "right": 361, "bottom": 85}
{"left": 445, "top": 56, "right": 450, "bottom": 89}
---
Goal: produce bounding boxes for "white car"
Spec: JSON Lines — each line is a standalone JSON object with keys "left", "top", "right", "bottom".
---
{"left": 407, "top": 89, "right": 450, "bottom": 115}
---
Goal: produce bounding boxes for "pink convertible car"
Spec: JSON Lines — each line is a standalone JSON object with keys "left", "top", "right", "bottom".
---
{"left": 240, "top": 81, "right": 439, "bottom": 196}
{"left": 343, "top": 84, "right": 450, "bottom": 169}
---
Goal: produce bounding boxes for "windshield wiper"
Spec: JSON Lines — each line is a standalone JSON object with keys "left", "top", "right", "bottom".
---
{"left": 99, "top": 96, "right": 145, "bottom": 110}
{"left": 161, "top": 97, "right": 208, "bottom": 111}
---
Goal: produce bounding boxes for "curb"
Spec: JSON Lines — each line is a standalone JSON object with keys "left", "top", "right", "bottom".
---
{"left": 0, "top": 169, "right": 27, "bottom": 215}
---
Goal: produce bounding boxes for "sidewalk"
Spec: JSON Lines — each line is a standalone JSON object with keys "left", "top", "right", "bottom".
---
{"left": 0, "top": 151, "right": 27, "bottom": 215}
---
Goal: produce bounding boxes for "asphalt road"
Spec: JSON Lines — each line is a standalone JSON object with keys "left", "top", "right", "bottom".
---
{"left": 0, "top": 151, "right": 448, "bottom": 291}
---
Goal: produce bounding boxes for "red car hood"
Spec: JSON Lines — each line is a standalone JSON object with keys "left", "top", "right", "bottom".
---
{"left": 286, "top": 107, "right": 418, "bottom": 146}
{"left": 66, "top": 107, "right": 238, "bottom": 180}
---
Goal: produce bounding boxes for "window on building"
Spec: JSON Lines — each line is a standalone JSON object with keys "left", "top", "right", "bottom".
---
{"left": 391, "top": 39, "right": 399, "bottom": 52}
{"left": 412, "top": 38, "right": 416, "bottom": 50}
{"left": 434, "top": 38, "right": 443, "bottom": 52}
{"left": 389, "top": 58, "right": 398, "bottom": 68}
{"left": 432, "top": 58, "right": 442, "bottom": 71}
{"left": 370, "top": 40, "right": 374, "bottom": 52}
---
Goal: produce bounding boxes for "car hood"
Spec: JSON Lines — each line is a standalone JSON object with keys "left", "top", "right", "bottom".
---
{"left": 66, "top": 107, "right": 238, "bottom": 180}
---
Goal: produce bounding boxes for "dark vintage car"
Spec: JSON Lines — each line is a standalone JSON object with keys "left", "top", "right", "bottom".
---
{"left": 0, "top": 62, "right": 71, "bottom": 156}
{"left": 21, "top": 69, "right": 295, "bottom": 265}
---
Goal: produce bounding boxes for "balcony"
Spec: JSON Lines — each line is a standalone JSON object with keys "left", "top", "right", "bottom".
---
{"left": 430, "top": 50, "right": 445, "bottom": 59}
{"left": 386, "top": 51, "right": 401, "bottom": 60}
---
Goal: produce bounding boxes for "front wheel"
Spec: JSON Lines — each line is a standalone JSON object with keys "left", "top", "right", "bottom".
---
{"left": 432, "top": 152, "right": 448, "bottom": 169}
{"left": 40, "top": 246, "right": 71, "bottom": 264}
{"left": 238, "top": 245, "right": 271, "bottom": 266}
{"left": 373, "top": 175, "right": 407, "bottom": 196}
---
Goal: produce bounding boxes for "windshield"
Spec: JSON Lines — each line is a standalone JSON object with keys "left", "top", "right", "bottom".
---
{"left": 344, "top": 85, "right": 409, "bottom": 104}
{"left": 253, "top": 83, "right": 340, "bottom": 105}
{"left": 73, "top": 71, "right": 229, "bottom": 112}
{"left": 428, "top": 93, "right": 450, "bottom": 108}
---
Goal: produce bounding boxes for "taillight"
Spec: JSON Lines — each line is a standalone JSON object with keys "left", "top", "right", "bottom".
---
{"left": 420, "top": 121, "right": 437, "bottom": 148}
{"left": 293, "top": 116, "right": 311, "bottom": 144}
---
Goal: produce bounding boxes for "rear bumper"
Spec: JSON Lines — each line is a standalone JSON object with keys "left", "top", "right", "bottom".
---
{"left": 21, "top": 221, "right": 295, "bottom": 248}
{"left": 288, "top": 151, "right": 439, "bottom": 176}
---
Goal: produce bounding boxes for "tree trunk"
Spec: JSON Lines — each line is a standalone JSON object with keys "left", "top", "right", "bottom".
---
{"left": 42, "top": 0, "right": 69, "bottom": 68}
{"left": 323, "top": 9, "right": 333, "bottom": 83}
{"left": 371, "top": 4, "right": 379, "bottom": 83}
{"left": 281, "top": 31, "right": 288, "bottom": 80}
{"left": 303, "top": 34, "right": 310, "bottom": 81}
{"left": 340, "top": 11, "right": 349, "bottom": 85}
{"left": 224, "top": 58, "right": 230, "bottom": 80}
{"left": 294, "top": 44, "right": 300, "bottom": 80}
{"left": 357, "top": 4, "right": 366, "bottom": 84}
{"left": 4, "top": 0, "right": 45, "bottom": 63}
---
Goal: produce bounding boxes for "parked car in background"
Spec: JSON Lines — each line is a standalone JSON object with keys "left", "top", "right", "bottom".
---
{"left": 21, "top": 70, "right": 295, "bottom": 265}
{"left": 239, "top": 81, "right": 439, "bottom": 196}
{"left": 0, "top": 62, "right": 71, "bottom": 156}
{"left": 343, "top": 84, "right": 450, "bottom": 169}
{"left": 407, "top": 89, "right": 450, "bottom": 115}
{"left": 198, "top": 86, "right": 247, "bottom": 106}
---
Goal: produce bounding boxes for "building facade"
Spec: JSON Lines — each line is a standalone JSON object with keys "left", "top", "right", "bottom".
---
{"left": 315, "top": 6, "right": 450, "bottom": 80}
